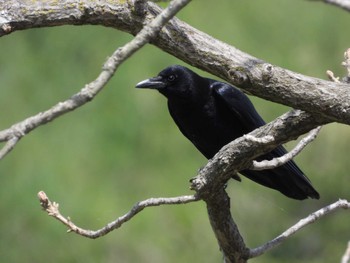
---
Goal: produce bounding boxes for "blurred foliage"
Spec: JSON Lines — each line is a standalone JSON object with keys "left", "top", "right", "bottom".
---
{"left": 0, "top": 0, "right": 349, "bottom": 262}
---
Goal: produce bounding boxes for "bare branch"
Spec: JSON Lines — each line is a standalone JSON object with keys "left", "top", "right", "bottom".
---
{"left": 191, "top": 110, "right": 326, "bottom": 198}
{"left": 313, "top": 0, "right": 350, "bottom": 12}
{"left": 205, "top": 189, "right": 250, "bottom": 263}
{"left": 327, "top": 70, "right": 341, "bottom": 83}
{"left": 250, "top": 126, "right": 322, "bottom": 171}
{"left": 1, "top": 2, "right": 350, "bottom": 125}
{"left": 243, "top": 134, "right": 274, "bottom": 144}
{"left": 327, "top": 48, "right": 350, "bottom": 83}
{"left": 38, "top": 191, "right": 199, "bottom": 239}
{"left": 191, "top": 110, "right": 325, "bottom": 263}
{"left": 0, "top": 136, "right": 19, "bottom": 160}
{"left": 0, "top": 1, "right": 348, "bottom": 262}
{"left": 342, "top": 241, "right": 350, "bottom": 263}
{"left": 0, "top": 0, "right": 191, "bottom": 160}
{"left": 249, "top": 199, "right": 350, "bottom": 258}
{"left": 342, "top": 48, "right": 350, "bottom": 83}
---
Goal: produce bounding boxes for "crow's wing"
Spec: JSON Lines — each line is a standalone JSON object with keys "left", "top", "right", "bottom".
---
{"left": 212, "top": 82, "right": 319, "bottom": 200}
{"left": 212, "top": 82, "right": 266, "bottom": 131}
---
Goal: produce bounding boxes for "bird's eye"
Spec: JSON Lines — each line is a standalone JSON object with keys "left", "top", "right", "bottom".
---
{"left": 167, "top": 75, "right": 176, "bottom": 82}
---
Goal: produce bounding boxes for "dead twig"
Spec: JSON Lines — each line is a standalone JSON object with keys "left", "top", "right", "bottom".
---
{"left": 38, "top": 191, "right": 199, "bottom": 238}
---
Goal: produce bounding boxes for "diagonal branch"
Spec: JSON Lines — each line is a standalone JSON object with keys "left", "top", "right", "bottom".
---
{"left": 0, "top": 136, "right": 19, "bottom": 160}
{"left": 249, "top": 199, "right": 350, "bottom": 258}
{"left": 0, "top": 1, "right": 348, "bottom": 262}
{"left": 1, "top": 1, "right": 350, "bottom": 124}
{"left": 190, "top": 110, "right": 326, "bottom": 263}
{"left": 0, "top": 0, "right": 191, "bottom": 160}
{"left": 342, "top": 241, "right": 350, "bottom": 263}
{"left": 190, "top": 110, "right": 326, "bottom": 198}
{"left": 250, "top": 126, "right": 322, "bottom": 171}
{"left": 38, "top": 191, "right": 199, "bottom": 239}
{"left": 314, "top": 0, "right": 350, "bottom": 12}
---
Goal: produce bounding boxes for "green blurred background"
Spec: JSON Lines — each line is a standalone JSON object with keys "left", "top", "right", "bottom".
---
{"left": 0, "top": 0, "right": 349, "bottom": 262}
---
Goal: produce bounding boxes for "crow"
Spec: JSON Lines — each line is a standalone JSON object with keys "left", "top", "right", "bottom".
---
{"left": 136, "top": 65, "right": 319, "bottom": 200}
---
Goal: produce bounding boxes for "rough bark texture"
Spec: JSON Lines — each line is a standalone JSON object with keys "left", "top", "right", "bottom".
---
{"left": 1, "top": 1, "right": 349, "bottom": 124}
{"left": 0, "top": 1, "right": 348, "bottom": 263}
{"left": 206, "top": 189, "right": 250, "bottom": 263}
{"left": 191, "top": 110, "right": 325, "bottom": 197}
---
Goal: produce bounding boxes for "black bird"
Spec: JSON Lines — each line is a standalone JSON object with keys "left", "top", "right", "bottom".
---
{"left": 136, "top": 65, "right": 319, "bottom": 200}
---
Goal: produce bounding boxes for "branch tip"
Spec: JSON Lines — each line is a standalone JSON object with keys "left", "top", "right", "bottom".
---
{"left": 38, "top": 191, "right": 50, "bottom": 209}
{"left": 249, "top": 199, "right": 350, "bottom": 258}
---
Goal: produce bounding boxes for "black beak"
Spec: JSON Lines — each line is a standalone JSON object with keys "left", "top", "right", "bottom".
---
{"left": 136, "top": 76, "right": 166, "bottom": 90}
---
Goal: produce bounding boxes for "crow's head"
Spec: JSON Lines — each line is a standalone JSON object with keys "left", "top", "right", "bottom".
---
{"left": 136, "top": 65, "right": 202, "bottom": 99}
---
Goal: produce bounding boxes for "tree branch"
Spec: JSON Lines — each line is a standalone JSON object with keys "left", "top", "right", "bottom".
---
{"left": 249, "top": 199, "right": 350, "bottom": 258}
{"left": 38, "top": 191, "right": 199, "bottom": 239}
{"left": 0, "top": 136, "right": 20, "bottom": 160}
{"left": 327, "top": 48, "right": 350, "bottom": 83}
{"left": 189, "top": 110, "right": 326, "bottom": 262}
{"left": 313, "top": 0, "right": 350, "bottom": 12}
{"left": 190, "top": 110, "right": 325, "bottom": 199}
{"left": 206, "top": 189, "right": 250, "bottom": 263}
{"left": 342, "top": 241, "right": 350, "bottom": 263}
{"left": 1, "top": 1, "right": 348, "bottom": 262}
{"left": 0, "top": 0, "right": 191, "bottom": 160}
{"left": 250, "top": 126, "right": 322, "bottom": 171}
{"left": 1, "top": 1, "right": 350, "bottom": 124}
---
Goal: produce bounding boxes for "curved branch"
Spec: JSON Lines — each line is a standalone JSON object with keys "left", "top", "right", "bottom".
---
{"left": 250, "top": 126, "right": 322, "bottom": 171}
{"left": 249, "top": 199, "right": 350, "bottom": 258}
{"left": 1, "top": 1, "right": 349, "bottom": 124}
{"left": 0, "top": 0, "right": 191, "bottom": 159}
{"left": 38, "top": 191, "right": 199, "bottom": 239}
{"left": 1, "top": 2, "right": 348, "bottom": 262}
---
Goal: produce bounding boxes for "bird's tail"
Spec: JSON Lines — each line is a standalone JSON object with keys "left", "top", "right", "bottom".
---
{"left": 240, "top": 146, "right": 319, "bottom": 200}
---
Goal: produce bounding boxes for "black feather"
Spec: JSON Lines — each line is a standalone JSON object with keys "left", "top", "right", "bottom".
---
{"left": 136, "top": 65, "right": 319, "bottom": 200}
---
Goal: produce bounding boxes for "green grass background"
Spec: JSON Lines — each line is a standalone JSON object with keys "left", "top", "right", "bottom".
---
{"left": 0, "top": 0, "right": 349, "bottom": 262}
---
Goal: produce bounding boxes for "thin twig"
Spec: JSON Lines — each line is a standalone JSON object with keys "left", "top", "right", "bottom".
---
{"left": 38, "top": 191, "right": 199, "bottom": 238}
{"left": 250, "top": 126, "right": 321, "bottom": 171}
{"left": 249, "top": 199, "right": 350, "bottom": 258}
{"left": 327, "top": 70, "right": 341, "bottom": 83}
{"left": 341, "top": 48, "right": 350, "bottom": 83}
{"left": 0, "top": 136, "right": 19, "bottom": 160}
{"left": 341, "top": 241, "right": 350, "bottom": 263}
{"left": 326, "top": 48, "right": 350, "bottom": 83}
{"left": 0, "top": 0, "right": 191, "bottom": 160}
{"left": 316, "top": 0, "right": 350, "bottom": 12}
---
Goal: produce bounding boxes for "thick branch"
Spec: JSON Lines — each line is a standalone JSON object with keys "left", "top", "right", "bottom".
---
{"left": 191, "top": 110, "right": 325, "bottom": 198}
{"left": 189, "top": 110, "right": 325, "bottom": 262}
{"left": 1, "top": 2, "right": 348, "bottom": 262}
{"left": 206, "top": 189, "right": 250, "bottom": 263}
{"left": 1, "top": 1, "right": 349, "bottom": 124}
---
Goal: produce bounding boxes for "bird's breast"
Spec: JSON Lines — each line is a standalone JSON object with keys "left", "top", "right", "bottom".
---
{"left": 168, "top": 100, "right": 240, "bottom": 159}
